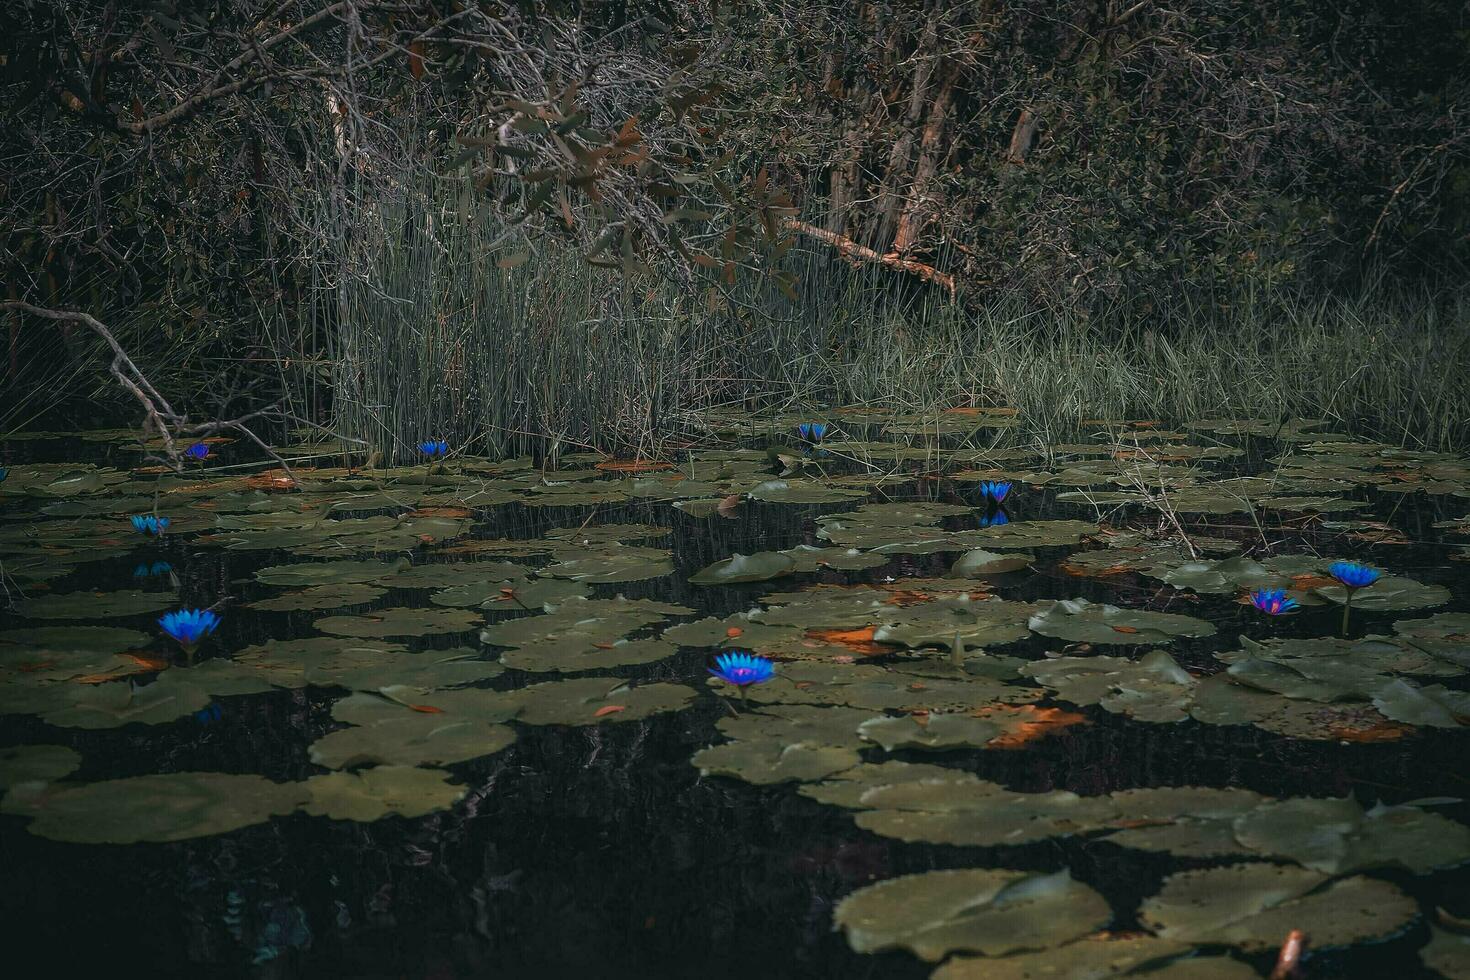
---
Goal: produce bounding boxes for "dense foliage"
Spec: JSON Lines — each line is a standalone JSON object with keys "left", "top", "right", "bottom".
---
{"left": 2, "top": 1, "right": 1467, "bottom": 438}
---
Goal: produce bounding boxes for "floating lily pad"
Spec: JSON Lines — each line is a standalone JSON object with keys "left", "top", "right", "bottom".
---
{"left": 692, "top": 738, "right": 862, "bottom": 785}
{"left": 1, "top": 771, "right": 309, "bottom": 843}
{"left": 0, "top": 745, "right": 81, "bottom": 791}
{"left": 0, "top": 625, "right": 149, "bottom": 656}
{"left": 1314, "top": 575, "right": 1451, "bottom": 612}
{"left": 1232, "top": 797, "right": 1470, "bottom": 874}
{"left": 1138, "top": 864, "right": 1417, "bottom": 952}
{"left": 715, "top": 704, "right": 874, "bottom": 749}
{"left": 539, "top": 549, "right": 674, "bottom": 583}
{"left": 300, "top": 766, "right": 465, "bottom": 821}
{"left": 500, "top": 637, "right": 679, "bottom": 673}
{"left": 949, "top": 549, "right": 1035, "bottom": 576}
{"left": 834, "top": 868, "right": 1110, "bottom": 961}
{"left": 735, "top": 660, "right": 1041, "bottom": 712}
{"left": 690, "top": 551, "right": 799, "bottom": 585}
{"left": 372, "top": 560, "right": 528, "bottom": 588}
{"left": 798, "top": 761, "right": 972, "bottom": 808}
{"left": 256, "top": 559, "right": 409, "bottom": 586}
{"left": 932, "top": 935, "right": 1256, "bottom": 980}
{"left": 1028, "top": 599, "right": 1216, "bottom": 645}
{"left": 308, "top": 693, "right": 517, "bottom": 769}
{"left": 11, "top": 589, "right": 179, "bottom": 620}
{"left": 314, "top": 606, "right": 482, "bottom": 638}
{"left": 1422, "top": 925, "right": 1470, "bottom": 979}
{"left": 857, "top": 713, "right": 1005, "bottom": 751}
{"left": 506, "top": 677, "right": 697, "bottom": 726}
{"left": 430, "top": 577, "right": 591, "bottom": 609}
{"left": 747, "top": 480, "right": 869, "bottom": 504}
{"left": 245, "top": 583, "right": 388, "bottom": 611}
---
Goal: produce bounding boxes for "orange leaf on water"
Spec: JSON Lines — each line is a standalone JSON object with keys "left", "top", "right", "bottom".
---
{"left": 409, "top": 704, "right": 444, "bottom": 714}
{"left": 725, "top": 627, "right": 744, "bottom": 638}
{"left": 594, "top": 704, "right": 627, "bottom": 717}
{"left": 1111, "top": 625, "right": 1140, "bottom": 634}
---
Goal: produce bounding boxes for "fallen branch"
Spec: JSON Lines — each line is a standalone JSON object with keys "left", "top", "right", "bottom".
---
{"left": 2, "top": 300, "right": 297, "bottom": 482}
{"left": 782, "top": 218, "right": 956, "bottom": 295}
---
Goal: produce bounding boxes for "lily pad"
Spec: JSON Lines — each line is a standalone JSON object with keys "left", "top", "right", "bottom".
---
{"left": 690, "top": 551, "right": 799, "bottom": 585}
{"left": 300, "top": 766, "right": 465, "bottom": 821}
{"left": 1028, "top": 599, "right": 1216, "bottom": 645}
{"left": 949, "top": 549, "right": 1035, "bottom": 576}
{"left": 1, "top": 771, "right": 309, "bottom": 843}
{"left": 11, "top": 589, "right": 179, "bottom": 620}
{"left": 506, "top": 677, "right": 697, "bottom": 726}
{"left": 1138, "top": 864, "right": 1417, "bottom": 952}
{"left": 244, "top": 583, "right": 387, "bottom": 611}
{"left": 314, "top": 606, "right": 482, "bottom": 638}
{"left": 692, "top": 738, "right": 862, "bottom": 785}
{"left": 857, "top": 713, "right": 1005, "bottom": 751}
{"left": 255, "top": 558, "right": 410, "bottom": 586}
{"left": 308, "top": 693, "right": 517, "bottom": 769}
{"left": 834, "top": 868, "right": 1111, "bottom": 961}
{"left": 0, "top": 745, "right": 82, "bottom": 791}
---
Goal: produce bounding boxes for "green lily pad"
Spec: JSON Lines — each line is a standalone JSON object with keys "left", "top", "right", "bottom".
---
{"left": 480, "top": 596, "right": 692, "bottom": 650}
{"left": 539, "top": 549, "right": 674, "bottom": 583}
{"left": 949, "top": 549, "right": 1035, "bottom": 576}
{"left": 314, "top": 606, "right": 482, "bottom": 638}
{"left": 1028, "top": 599, "right": 1216, "bottom": 645}
{"left": 244, "top": 583, "right": 388, "bottom": 611}
{"left": 430, "top": 577, "right": 591, "bottom": 609}
{"left": 1138, "top": 864, "right": 1417, "bottom": 952}
{"left": 857, "top": 713, "right": 1005, "bottom": 751}
{"left": 1232, "top": 797, "right": 1470, "bottom": 874}
{"left": 1315, "top": 575, "right": 1451, "bottom": 612}
{"left": 715, "top": 704, "right": 874, "bottom": 749}
{"left": 692, "top": 738, "right": 862, "bottom": 785}
{"left": 506, "top": 677, "right": 697, "bottom": 726}
{"left": 0, "top": 745, "right": 82, "bottom": 791}
{"left": 300, "top": 766, "right": 465, "bottom": 821}
{"left": 1, "top": 771, "right": 309, "bottom": 843}
{"left": 798, "top": 761, "right": 972, "bottom": 809}
{"left": 308, "top": 693, "right": 517, "bottom": 769}
{"left": 1422, "top": 925, "right": 1470, "bottom": 979}
{"left": 932, "top": 936, "right": 1256, "bottom": 980}
{"left": 690, "top": 551, "right": 799, "bottom": 585}
{"left": 747, "top": 480, "right": 869, "bottom": 504}
{"left": 12, "top": 589, "right": 179, "bottom": 620}
{"left": 256, "top": 558, "right": 409, "bottom": 586}
{"left": 834, "top": 868, "right": 1111, "bottom": 961}
{"left": 372, "top": 560, "right": 528, "bottom": 588}
{"left": 735, "top": 660, "right": 1041, "bottom": 712}
{"left": 0, "top": 625, "right": 150, "bottom": 657}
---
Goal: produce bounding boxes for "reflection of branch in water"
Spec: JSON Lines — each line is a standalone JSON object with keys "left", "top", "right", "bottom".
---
{"left": 3, "top": 301, "right": 297, "bottom": 482}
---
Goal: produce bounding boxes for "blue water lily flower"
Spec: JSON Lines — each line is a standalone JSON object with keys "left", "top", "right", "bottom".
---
{"left": 184, "top": 442, "right": 210, "bottom": 461}
{"left": 130, "top": 514, "right": 171, "bottom": 535}
{"left": 710, "top": 650, "right": 775, "bottom": 689}
{"left": 419, "top": 439, "right": 450, "bottom": 458}
{"left": 194, "top": 703, "right": 223, "bottom": 725}
{"left": 797, "top": 423, "right": 828, "bottom": 443}
{"left": 977, "top": 510, "right": 1010, "bottom": 529}
{"left": 978, "top": 480, "right": 1012, "bottom": 504}
{"left": 1249, "top": 589, "right": 1300, "bottom": 616}
{"left": 133, "top": 560, "right": 174, "bottom": 579}
{"left": 1328, "top": 561, "right": 1381, "bottom": 589}
{"left": 159, "top": 608, "right": 221, "bottom": 652}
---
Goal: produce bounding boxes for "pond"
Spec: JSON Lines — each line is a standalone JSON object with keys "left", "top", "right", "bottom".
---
{"left": 2, "top": 411, "right": 1468, "bottom": 979}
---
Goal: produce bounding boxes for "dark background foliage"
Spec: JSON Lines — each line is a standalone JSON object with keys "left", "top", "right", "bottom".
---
{"left": 2, "top": 0, "right": 1467, "bottom": 428}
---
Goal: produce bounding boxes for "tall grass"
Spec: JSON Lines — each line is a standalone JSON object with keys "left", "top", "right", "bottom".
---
{"left": 311, "top": 178, "right": 1470, "bottom": 461}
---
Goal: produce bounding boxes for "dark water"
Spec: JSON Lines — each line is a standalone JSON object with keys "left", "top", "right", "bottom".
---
{"left": 2, "top": 434, "right": 1467, "bottom": 979}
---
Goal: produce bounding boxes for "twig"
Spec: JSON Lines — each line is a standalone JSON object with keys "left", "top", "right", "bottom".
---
{"left": 2, "top": 300, "right": 297, "bottom": 482}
